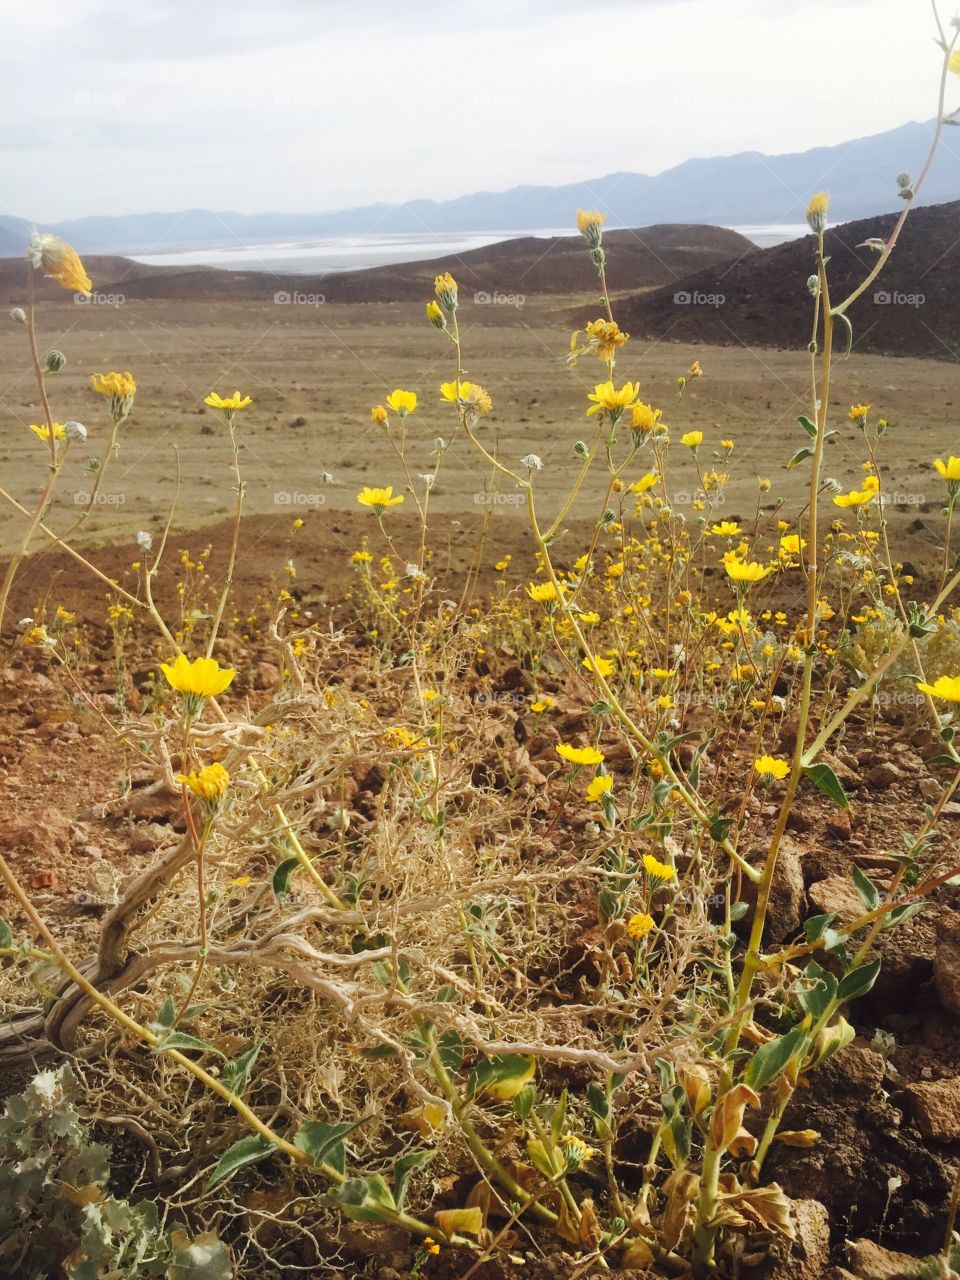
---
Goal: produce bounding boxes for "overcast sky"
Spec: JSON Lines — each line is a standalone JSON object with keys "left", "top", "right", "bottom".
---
{"left": 0, "top": 0, "right": 949, "bottom": 222}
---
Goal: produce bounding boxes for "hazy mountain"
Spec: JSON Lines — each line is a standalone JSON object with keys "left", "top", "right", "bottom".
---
{"left": 2, "top": 119, "right": 952, "bottom": 256}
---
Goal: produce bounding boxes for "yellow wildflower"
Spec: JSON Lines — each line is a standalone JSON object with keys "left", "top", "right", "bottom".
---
{"left": 371, "top": 404, "right": 388, "bottom": 424}
{"left": 710, "top": 521, "right": 741, "bottom": 537}
{"left": 161, "top": 655, "right": 236, "bottom": 702}
{"left": 724, "top": 558, "right": 772, "bottom": 585}
{"left": 177, "top": 762, "right": 230, "bottom": 802}
{"left": 631, "top": 401, "right": 663, "bottom": 433}
{"left": 439, "top": 380, "right": 492, "bottom": 414}
{"left": 386, "top": 389, "right": 417, "bottom": 417}
{"left": 627, "top": 912, "right": 655, "bottom": 941}
{"left": 680, "top": 430, "right": 703, "bottom": 449}
{"left": 29, "top": 232, "right": 91, "bottom": 295}
{"left": 754, "top": 755, "right": 790, "bottom": 781}
{"left": 916, "top": 674, "right": 960, "bottom": 702}
{"left": 642, "top": 853, "right": 676, "bottom": 882}
{"left": 934, "top": 456, "right": 960, "bottom": 483}
{"left": 586, "top": 380, "right": 640, "bottom": 418}
{"left": 29, "top": 422, "right": 67, "bottom": 444}
{"left": 204, "top": 390, "right": 252, "bottom": 414}
{"left": 585, "top": 774, "right": 613, "bottom": 802}
{"left": 527, "top": 581, "right": 560, "bottom": 603}
{"left": 357, "top": 486, "right": 404, "bottom": 512}
{"left": 629, "top": 473, "right": 658, "bottom": 495}
{"left": 582, "top": 654, "right": 615, "bottom": 677}
{"left": 806, "top": 191, "right": 829, "bottom": 233}
{"left": 556, "top": 743, "right": 604, "bottom": 767}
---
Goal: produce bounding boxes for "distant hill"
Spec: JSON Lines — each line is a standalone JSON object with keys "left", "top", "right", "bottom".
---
{"left": 0, "top": 225, "right": 754, "bottom": 304}
{"left": 613, "top": 201, "right": 960, "bottom": 362}
{"left": 0, "top": 119, "right": 951, "bottom": 256}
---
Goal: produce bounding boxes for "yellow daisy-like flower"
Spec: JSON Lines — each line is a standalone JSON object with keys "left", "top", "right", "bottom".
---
{"left": 680, "top": 430, "right": 703, "bottom": 449}
{"left": 934, "top": 456, "right": 960, "bottom": 482}
{"left": 371, "top": 404, "right": 388, "bottom": 425}
{"left": 631, "top": 401, "right": 663, "bottom": 434}
{"left": 643, "top": 853, "right": 677, "bottom": 882}
{"left": 426, "top": 299, "right": 445, "bottom": 328}
{"left": 439, "top": 380, "right": 492, "bottom": 415}
{"left": 29, "top": 232, "right": 92, "bottom": 296}
{"left": 177, "top": 761, "right": 230, "bottom": 802}
{"left": 833, "top": 483, "right": 877, "bottom": 509}
{"left": 204, "top": 390, "right": 252, "bottom": 414}
{"left": 585, "top": 774, "right": 613, "bottom": 802}
{"left": 527, "top": 580, "right": 561, "bottom": 603}
{"left": 351, "top": 549, "right": 373, "bottom": 563}
{"left": 576, "top": 209, "right": 606, "bottom": 249}
{"left": 161, "top": 654, "right": 236, "bottom": 701}
{"left": 627, "top": 911, "right": 655, "bottom": 941}
{"left": 754, "top": 755, "right": 790, "bottom": 781}
{"left": 386, "top": 388, "right": 417, "bottom": 417}
{"left": 434, "top": 271, "right": 458, "bottom": 310}
{"left": 357, "top": 486, "right": 404, "bottom": 512}
{"left": 423, "top": 1238, "right": 441, "bottom": 1257}
{"left": 582, "top": 654, "right": 615, "bottom": 678}
{"left": 561, "top": 1133, "right": 598, "bottom": 1167}
{"left": 570, "top": 317, "right": 629, "bottom": 363}
{"left": 709, "top": 521, "right": 741, "bottom": 537}
{"left": 724, "top": 558, "right": 772, "bottom": 585}
{"left": 916, "top": 674, "right": 960, "bottom": 702}
{"left": 779, "top": 534, "right": 807, "bottom": 557}
{"left": 806, "top": 191, "right": 830, "bottom": 233}
{"left": 556, "top": 743, "right": 604, "bottom": 767}
{"left": 586, "top": 380, "right": 641, "bottom": 418}
{"left": 91, "top": 370, "right": 137, "bottom": 422}
{"left": 629, "top": 473, "right": 658, "bottom": 495}
{"left": 29, "top": 422, "right": 67, "bottom": 444}
{"left": 848, "top": 403, "right": 870, "bottom": 424}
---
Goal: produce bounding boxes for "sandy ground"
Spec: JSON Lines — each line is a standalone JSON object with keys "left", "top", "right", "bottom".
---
{"left": 1, "top": 292, "right": 958, "bottom": 570}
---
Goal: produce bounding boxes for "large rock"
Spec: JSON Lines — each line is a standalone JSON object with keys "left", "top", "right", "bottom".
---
{"left": 846, "top": 1238, "right": 927, "bottom": 1280}
{"left": 741, "top": 836, "right": 807, "bottom": 943}
{"left": 744, "top": 1199, "right": 830, "bottom": 1280}
{"left": 902, "top": 1076, "right": 960, "bottom": 1141}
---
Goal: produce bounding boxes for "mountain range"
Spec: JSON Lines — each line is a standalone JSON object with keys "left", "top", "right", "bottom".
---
{"left": 0, "top": 119, "right": 951, "bottom": 257}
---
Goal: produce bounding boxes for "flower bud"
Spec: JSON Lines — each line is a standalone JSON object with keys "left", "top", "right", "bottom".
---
{"left": 44, "top": 349, "right": 67, "bottom": 373}
{"left": 9, "top": 307, "right": 26, "bottom": 325}
{"left": 64, "top": 420, "right": 87, "bottom": 443}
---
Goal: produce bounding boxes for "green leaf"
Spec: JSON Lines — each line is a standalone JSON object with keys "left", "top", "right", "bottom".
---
{"left": 272, "top": 856, "right": 301, "bottom": 901}
{"left": 154, "top": 1030, "right": 223, "bottom": 1058}
{"left": 881, "top": 901, "right": 923, "bottom": 930}
{"left": 155, "top": 996, "right": 177, "bottom": 1028}
{"left": 0, "top": 918, "right": 14, "bottom": 950}
{"left": 803, "top": 913, "right": 836, "bottom": 943}
{"left": 330, "top": 1174, "right": 397, "bottom": 1222}
{"left": 744, "top": 1026, "right": 809, "bottom": 1091}
{"left": 730, "top": 901, "right": 749, "bottom": 922}
{"left": 797, "top": 414, "right": 818, "bottom": 439}
{"left": 589, "top": 701, "right": 612, "bottom": 715}
{"left": 393, "top": 1150, "right": 432, "bottom": 1209}
{"left": 222, "top": 1045, "right": 261, "bottom": 1098}
{"left": 851, "top": 865, "right": 880, "bottom": 912}
{"left": 835, "top": 310, "right": 854, "bottom": 359}
{"left": 294, "top": 1119, "right": 364, "bottom": 1175}
{"left": 837, "top": 958, "right": 882, "bottom": 1002}
{"left": 802, "top": 762, "right": 850, "bottom": 809}
{"left": 788, "top": 447, "right": 814, "bottom": 469}
{"left": 798, "top": 961, "right": 838, "bottom": 1020}
{"left": 206, "top": 1134, "right": 276, "bottom": 1189}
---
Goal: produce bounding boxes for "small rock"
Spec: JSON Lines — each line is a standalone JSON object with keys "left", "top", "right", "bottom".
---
{"left": 254, "top": 661, "right": 281, "bottom": 690}
{"left": 807, "top": 875, "right": 863, "bottom": 923}
{"left": 744, "top": 1199, "right": 830, "bottom": 1280}
{"left": 864, "top": 761, "right": 903, "bottom": 789}
{"left": 743, "top": 836, "right": 806, "bottom": 942}
{"left": 826, "top": 809, "right": 852, "bottom": 841}
{"left": 903, "top": 1075, "right": 960, "bottom": 1140}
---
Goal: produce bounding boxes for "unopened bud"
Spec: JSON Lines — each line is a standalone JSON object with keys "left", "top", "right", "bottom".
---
{"left": 64, "top": 420, "right": 87, "bottom": 443}
{"left": 44, "top": 349, "right": 67, "bottom": 373}
{"left": 9, "top": 307, "right": 26, "bottom": 325}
